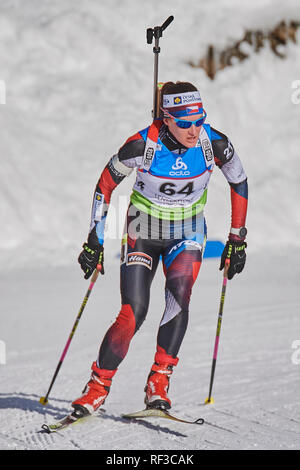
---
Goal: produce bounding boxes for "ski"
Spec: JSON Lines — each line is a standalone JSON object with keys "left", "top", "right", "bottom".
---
{"left": 41, "top": 407, "right": 94, "bottom": 433}
{"left": 122, "top": 408, "right": 204, "bottom": 425}
{"left": 42, "top": 407, "right": 204, "bottom": 433}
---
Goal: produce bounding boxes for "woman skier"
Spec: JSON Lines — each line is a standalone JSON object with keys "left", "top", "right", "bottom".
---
{"left": 71, "top": 81, "right": 248, "bottom": 416}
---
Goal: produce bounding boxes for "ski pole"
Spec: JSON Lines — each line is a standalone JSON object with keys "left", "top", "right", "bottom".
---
{"left": 40, "top": 267, "right": 101, "bottom": 406}
{"left": 147, "top": 15, "right": 174, "bottom": 119}
{"left": 205, "top": 257, "right": 231, "bottom": 405}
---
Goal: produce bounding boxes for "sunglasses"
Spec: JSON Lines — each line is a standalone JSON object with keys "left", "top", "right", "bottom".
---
{"left": 162, "top": 108, "right": 207, "bottom": 129}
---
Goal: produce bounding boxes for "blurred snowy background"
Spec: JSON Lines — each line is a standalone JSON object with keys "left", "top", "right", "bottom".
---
{"left": 0, "top": 0, "right": 300, "bottom": 451}
{"left": 1, "top": 0, "right": 300, "bottom": 268}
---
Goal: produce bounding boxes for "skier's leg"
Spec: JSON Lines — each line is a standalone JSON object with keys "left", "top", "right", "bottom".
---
{"left": 72, "top": 234, "right": 161, "bottom": 414}
{"left": 97, "top": 237, "right": 161, "bottom": 370}
{"left": 145, "top": 236, "right": 204, "bottom": 410}
{"left": 158, "top": 243, "right": 203, "bottom": 357}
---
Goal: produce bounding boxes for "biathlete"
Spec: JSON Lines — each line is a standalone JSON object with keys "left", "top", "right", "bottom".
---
{"left": 71, "top": 81, "right": 248, "bottom": 416}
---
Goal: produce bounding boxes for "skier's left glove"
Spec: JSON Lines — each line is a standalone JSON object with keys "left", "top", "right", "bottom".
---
{"left": 219, "top": 240, "right": 247, "bottom": 280}
{"left": 78, "top": 242, "right": 104, "bottom": 279}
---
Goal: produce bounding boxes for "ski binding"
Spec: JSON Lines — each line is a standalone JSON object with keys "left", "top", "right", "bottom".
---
{"left": 41, "top": 406, "right": 91, "bottom": 433}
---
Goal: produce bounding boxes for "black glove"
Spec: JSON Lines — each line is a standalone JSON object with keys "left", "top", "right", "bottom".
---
{"left": 78, "top": 242, "right": 104, "bottom": 279}
{"left": 219, "top": 240, "right": 247, "bottom": 280}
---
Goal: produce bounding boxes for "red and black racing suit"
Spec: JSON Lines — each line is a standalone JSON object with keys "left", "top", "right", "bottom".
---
{"left": 87, "top": 124, "right": 248, "bottom": 370}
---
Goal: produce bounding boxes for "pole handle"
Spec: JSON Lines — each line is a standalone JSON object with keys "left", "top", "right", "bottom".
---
{"left": 223, "top": 258, "right": 230, "bottom": 279}
{"left": 92, "top": 267, "right": 101, "bottom": 283}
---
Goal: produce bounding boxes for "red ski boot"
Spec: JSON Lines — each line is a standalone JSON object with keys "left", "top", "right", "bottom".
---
{"left": 144, "top": 352, "right": 179, "bottom": 410}
{"left": 72, "top": 362, "right": 116, "bottom": 416}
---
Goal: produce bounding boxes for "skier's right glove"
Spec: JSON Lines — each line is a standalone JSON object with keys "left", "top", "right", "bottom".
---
{"left": 78, "top": 242, "right": 104, "bottom": 279}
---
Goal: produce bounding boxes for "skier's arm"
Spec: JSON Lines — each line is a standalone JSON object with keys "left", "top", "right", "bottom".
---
{"left": 87, "top": 132, "right": 146, "bottom": 247}
{"left": 78, "top": 132, "right": 145, "bottom": 279}
{"left": 211, "top": 127, "right": 248, "bottom": 241}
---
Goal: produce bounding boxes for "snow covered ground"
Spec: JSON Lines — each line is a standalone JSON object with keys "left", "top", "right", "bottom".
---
{"left": 1, "top": 0, "right": 300, "bottom": 451}
{"left": 0, "top": 252, "right": 300, "bottom": 450}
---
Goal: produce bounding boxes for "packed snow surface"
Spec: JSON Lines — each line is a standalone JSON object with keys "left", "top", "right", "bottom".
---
{"left": 0, "top": 0, "right": 299, "bottom": 450}
{"left": 1, "top": 255, "right": 300, "bottom": 450}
